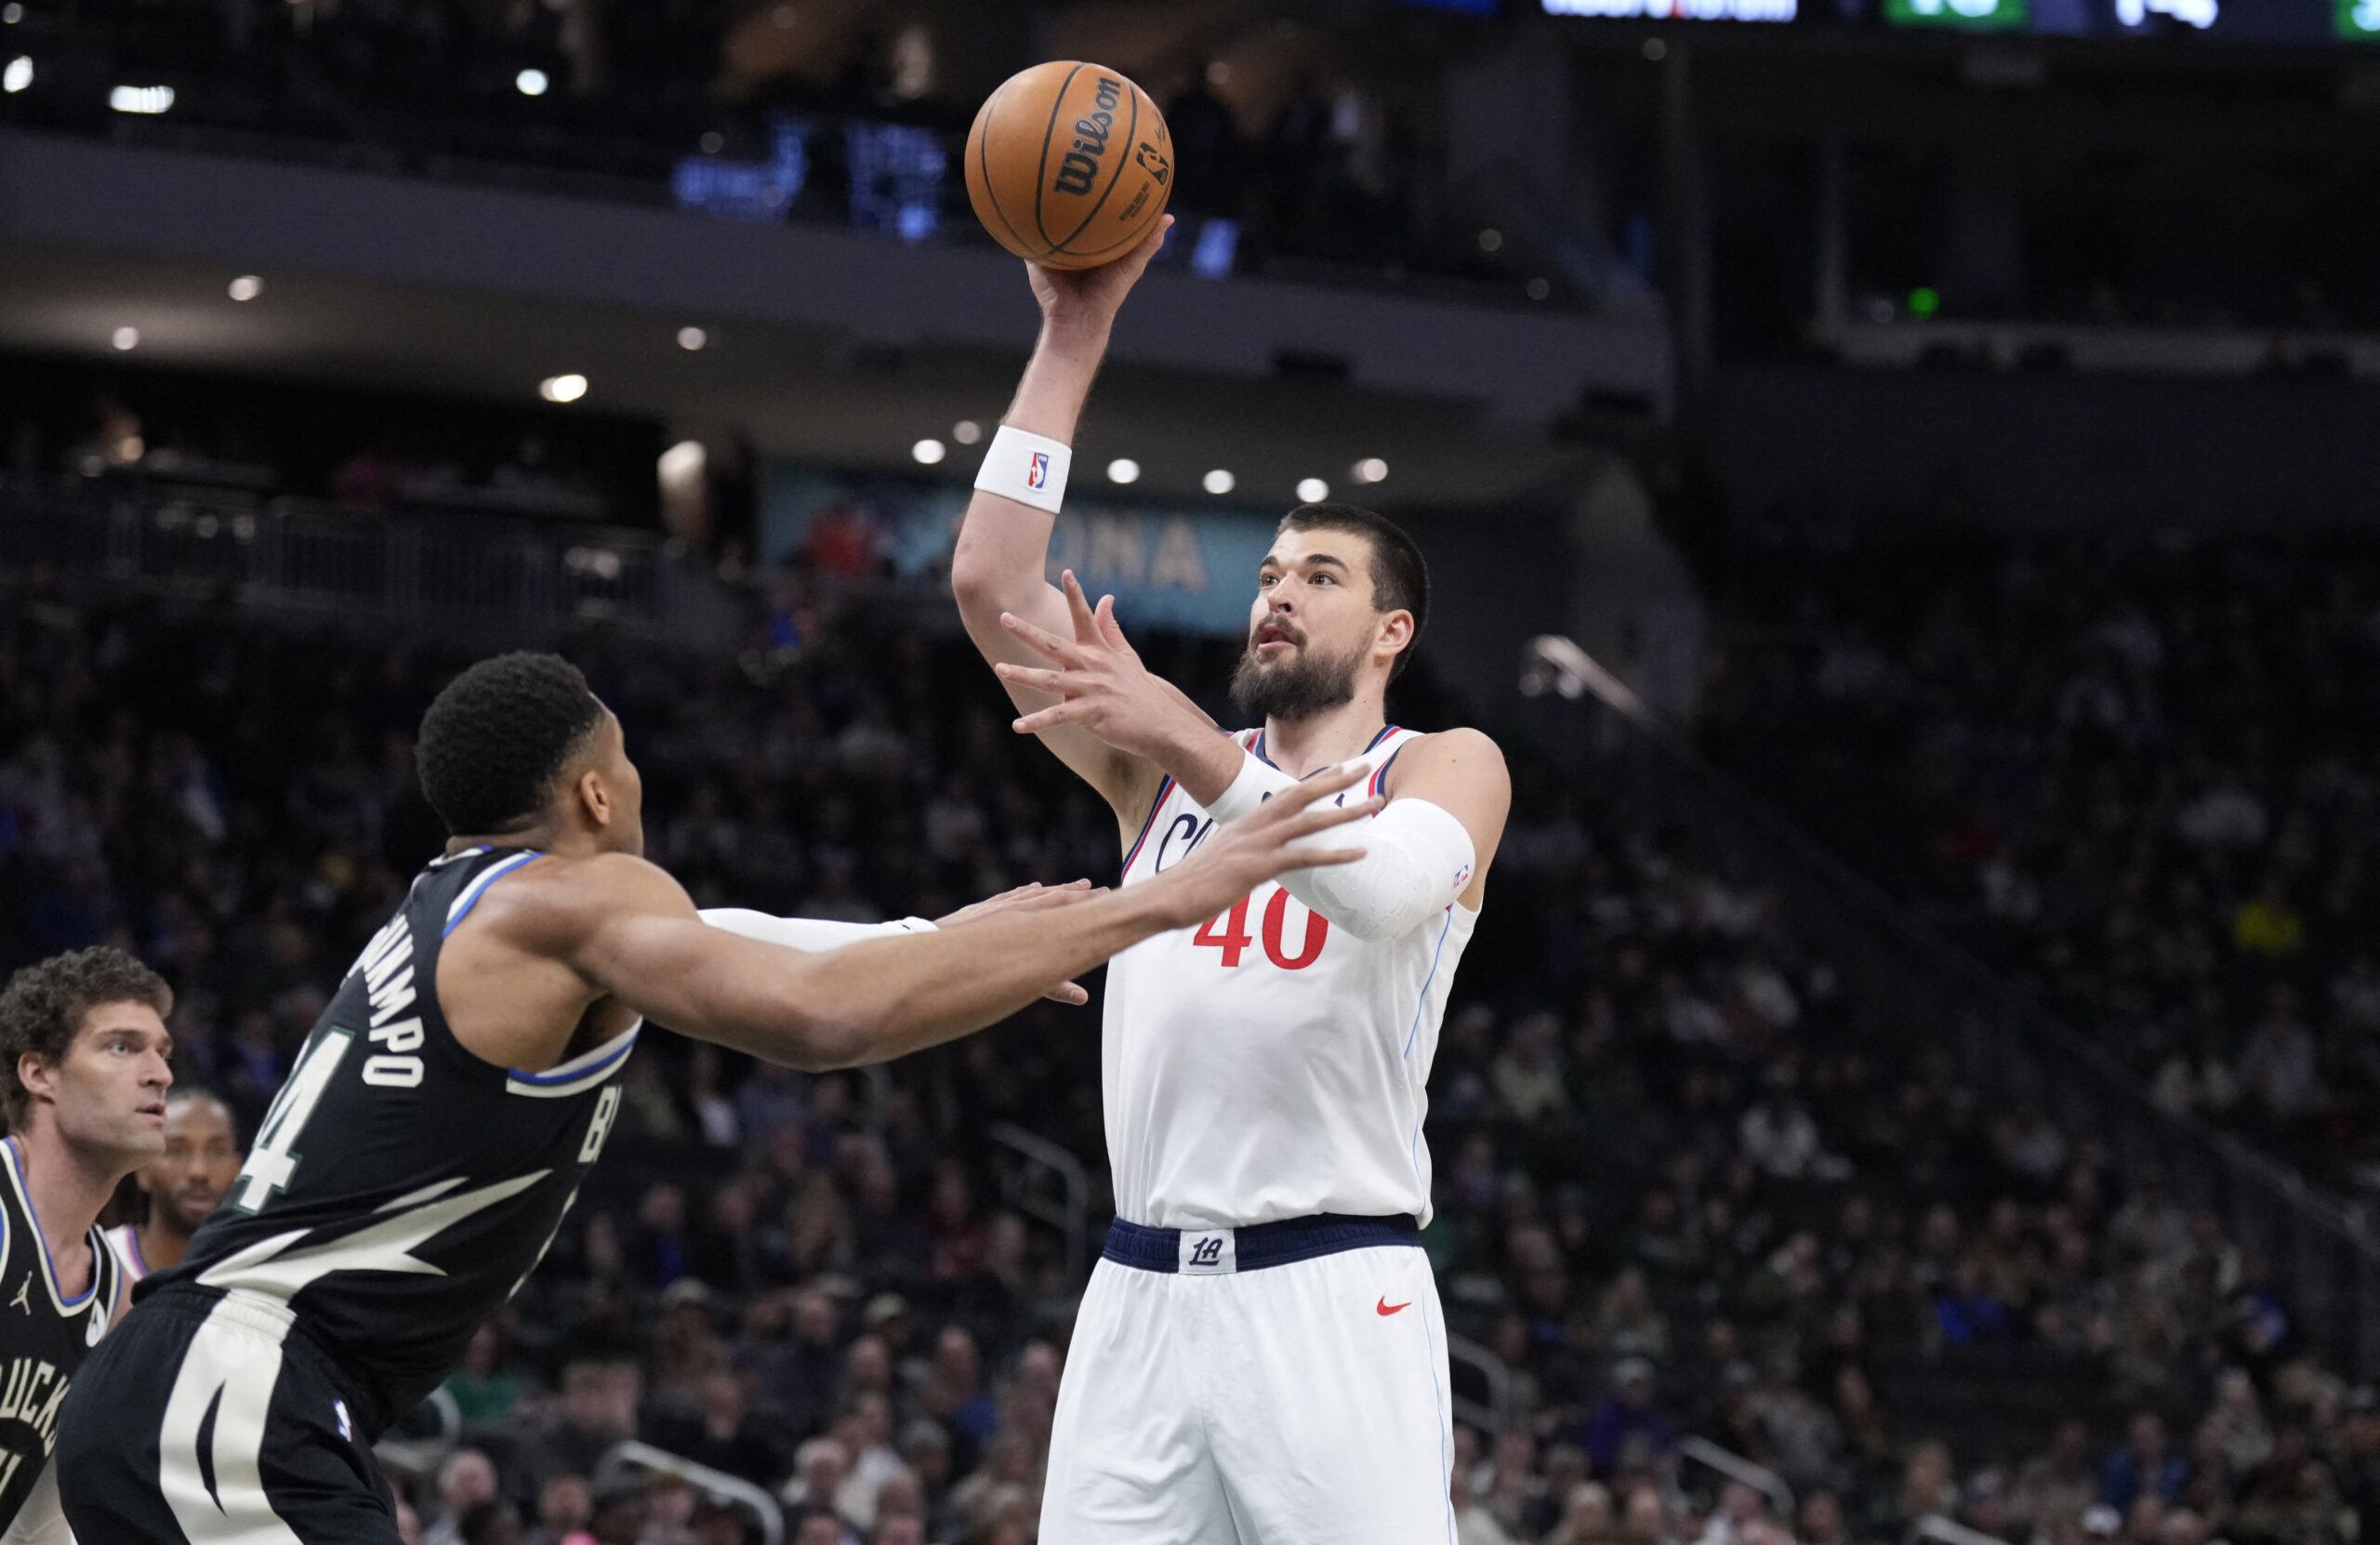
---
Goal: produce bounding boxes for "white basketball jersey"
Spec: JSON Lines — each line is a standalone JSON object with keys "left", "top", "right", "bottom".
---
{"left": 101, "top": 1223, "right": 149, "bottom": 1283}
{"left": 1104, "top": 727, "right": 1478, "bottom": 1231}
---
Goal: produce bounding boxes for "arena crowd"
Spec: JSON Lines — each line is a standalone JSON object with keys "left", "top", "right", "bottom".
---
{"left": 1, "top": 571, "right": 2373, "bottom": 1545}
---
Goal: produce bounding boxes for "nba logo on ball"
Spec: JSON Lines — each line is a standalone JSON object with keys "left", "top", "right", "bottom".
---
{"left": 1454, "top": 864, "right": 1474, "bottom": 891}
{"left": 1027, "top": 453, "right": 1051, "bottom": 491}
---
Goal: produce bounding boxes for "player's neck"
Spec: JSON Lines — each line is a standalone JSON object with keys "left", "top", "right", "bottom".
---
{"left": 7, "top": 1129, "right": 115, "bottom": 1293}
{"left": 1261, "top": 695, "right": 1390, "bottom": 778}
{"left": 135, "top": 1213, "right": 195, "bottom": 1274}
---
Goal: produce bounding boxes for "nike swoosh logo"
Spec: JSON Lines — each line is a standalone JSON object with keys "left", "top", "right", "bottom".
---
{"left": 1377, "top": 1298, "right": 1411, "bottom": 1316}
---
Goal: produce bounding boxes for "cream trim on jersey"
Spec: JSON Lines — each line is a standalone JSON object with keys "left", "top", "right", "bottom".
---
{"left": 503, "top": 1023, "right": 641, "bottom": 1099}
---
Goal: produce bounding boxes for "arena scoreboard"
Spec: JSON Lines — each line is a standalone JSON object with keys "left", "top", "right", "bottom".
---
{"left": 1544, "top": 0, "right": 2375, "bottom": 36}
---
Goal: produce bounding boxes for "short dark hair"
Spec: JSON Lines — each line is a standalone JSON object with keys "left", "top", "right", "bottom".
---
{"left": 1276, "top": 503, "right": 1429, "bottom": 680}
{"left": 0, "top": 947, "right": 172, "bottom": 1127}
{"left": 416, "top": 653, "right": 606, "bottom": 836}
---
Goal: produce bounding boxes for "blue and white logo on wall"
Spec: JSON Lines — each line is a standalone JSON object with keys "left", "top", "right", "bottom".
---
{"left": 763, "top": 467, "right": 1279, "bottom": 637}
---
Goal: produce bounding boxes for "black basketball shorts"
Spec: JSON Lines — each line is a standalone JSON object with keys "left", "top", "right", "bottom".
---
{"left": 55, "top": 1286, "right": 401, "bottom": 1544}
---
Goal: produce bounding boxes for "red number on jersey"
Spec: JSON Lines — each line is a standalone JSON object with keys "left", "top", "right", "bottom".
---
{"left": 1192, "top": 896, "right": 1254, "bottom": 968}
{"left": 1261, "top": 887, "right": 1329, "bottom": 970}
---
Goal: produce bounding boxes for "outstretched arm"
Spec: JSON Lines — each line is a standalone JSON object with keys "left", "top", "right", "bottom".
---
{"left": 950, "top": 219, "right": 1174, "bottom": 827}
{"left": 997, "top": 585, "right": 1513, "bottom": 936}
{"left": 545, "top": 766, "right": 1380, "bottom": 1071}
{"left": 701, "top": 879, "right": 1101, "bottom": 1005}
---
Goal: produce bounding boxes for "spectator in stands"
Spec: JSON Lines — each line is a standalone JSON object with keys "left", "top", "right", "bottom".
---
{"left": 2102, "top": 1413, "right": 2188, "bottom": 1514}
{"left": 422, "top": 1448, "right": 499, "bottom": 1545}
{"left": 1584, "top": 1359, "right": 1677, "bottom": 1477}
{"left": 2015, "top": 1419, "right": 2101, "bottom": 1533}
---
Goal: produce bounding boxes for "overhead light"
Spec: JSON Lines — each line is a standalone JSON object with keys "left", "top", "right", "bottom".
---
{"left": 111, "top": 326, "right": 139, "bottom": 351}
{"left": 677, "top": 325, "right": 707, "bottom": 350}
{"left": 1477, "top": 228, "right": 1503, "bottom": 253}
{"left": 951, "top": 420, "right": 983, "bottom": 446}
{"left": 1296, "top": 477, "right": 1329, "bottom": 504}
{"left": 515, "top": 67, "right": 549, "bottom": 97}
{"left": 538, "top": 373, "right": 588, "bottom": 403}
{"left": 912, "top": 438, "right": 946, "bottom": 466}
{"left": 657, "top": 440, "right": 707, "bottom": 488}
{"left": 1353, "top": 457, "right": 1388, "bottom": 484}
{"left": 699, "top": 130, "right": 724, "bottom": 153}
{"left": 1203, "top": 469, "right": 1236, "bottom": 495}
{"left": 1526, "top": 277, "right": 1552, "bottom": 301}
{"left": 2, "top": 57, "right": 27, "bottom": 94}
{"left": 1106, "top": 458, "right": 1140, "bottom": 485}
{"left": 228, "top": 274, "right": 262, "bottom": 302}
{"left": 1643, "top": 36, "right": 1669, "bottom": 60}
{"left": 108, "top": 84, "right": 173, "bottom": 114}
{"left": 1, "top": 7, "right": 21, "bottom": 24}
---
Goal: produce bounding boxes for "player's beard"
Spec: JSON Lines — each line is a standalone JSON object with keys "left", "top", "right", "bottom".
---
{"left": 1230, "top": 631, "right": 1364, "bottom": 723}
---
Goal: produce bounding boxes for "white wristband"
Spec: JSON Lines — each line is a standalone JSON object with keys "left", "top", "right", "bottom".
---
{"left": 1203, "top": 748, "right": 1294, "bottom": 825}
{"left": 974, "top": 425, "right": 1072, "bottom": 514}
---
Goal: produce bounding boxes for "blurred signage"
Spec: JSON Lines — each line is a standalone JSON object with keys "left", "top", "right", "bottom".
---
{"left": 2342, "top": 0, "right": 2380, "bottom": 35}
{"left": 1886, "top": 0, "right": 2030, "bottom": 27}
{"left": 673, "top": 119, "right": 807, "bottom": 224}
{"left": 845, "top": 123, "right": 947, "bottom": 244}
{"left": 1543, "top": 0, "right": 1798, "bottom": 16}
{"left": 762, "top": 469, "right": 1279, "bottom": 637}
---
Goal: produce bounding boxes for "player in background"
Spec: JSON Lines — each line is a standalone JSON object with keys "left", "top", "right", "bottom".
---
{"left": 104, "top": 1089, "right": 244, "bottom": 1284}
{"left": 55, "top": 651, "right": 1377, "bottom": 1542}
{"left": 0, "top": 946, "right": 175, "bottom": 1543}
{"left": 952, "top": 219, "right": 1511, "bottom": 1544}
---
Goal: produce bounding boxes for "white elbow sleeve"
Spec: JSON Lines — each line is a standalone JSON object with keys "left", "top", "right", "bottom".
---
{"left": 1278, "top": 798, "right": 1474, "bottom": 943}
{"left": 699, "top": 909, "right": 936, "bottom": 951}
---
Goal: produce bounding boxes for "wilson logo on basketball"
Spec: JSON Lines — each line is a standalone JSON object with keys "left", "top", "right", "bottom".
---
{"left": 1052, "top": 77, "right": 1124, "bottom": 197}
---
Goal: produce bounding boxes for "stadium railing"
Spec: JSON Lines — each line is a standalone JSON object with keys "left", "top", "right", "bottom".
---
{"left": 988, "top": 1121, "right": 1091, "bottom": 1289}
{"left": 594, "top": 1441, "right": 786, "bottom": 1545}
{"left": 0, "top": 477, "right": 734, "bottom": 646}
{"left": 1678, "top": 1436, "right": 1794, "bottom": 1518}
{"left": 1520, "top": 635, "right": 2380, "bottom": 1380}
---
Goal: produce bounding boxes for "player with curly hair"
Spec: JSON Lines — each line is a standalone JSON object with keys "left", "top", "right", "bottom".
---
{"left": 0, "top": 945, "right": 174, "bottom": 1544}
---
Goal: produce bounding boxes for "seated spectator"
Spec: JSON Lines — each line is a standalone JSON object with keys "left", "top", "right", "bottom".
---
{"left": 2101, "top": 1412, "right": 2187, "bottom": 1514}
{"left": 1583, "top": 1359, "right": 1678, "bottom": 1477}
{"left": 2015, "top": 1419, "right": 2100, "bottom": 1533}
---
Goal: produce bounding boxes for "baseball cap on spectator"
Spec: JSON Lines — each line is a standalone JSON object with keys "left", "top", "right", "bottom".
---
{"left": 2082, "top": 1505, "right": 2122, "bottom": 1537}
{"left": 1614, "top": 1357, "right": 1656, "bottom": 1387}
{"left": 660, "top": 1278, "right": 714, "bottom": 1311}
{"left": 865, "top": 1292, "right": 908, "bottom": 1328}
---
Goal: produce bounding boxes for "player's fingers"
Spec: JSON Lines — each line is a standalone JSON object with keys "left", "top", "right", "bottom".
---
{"left": 999, "top": 610, "right": 1088, "bottom": 666}
{"left": 1060, "top": 570, "right": 1104, "bottom": 645}
{"left": 992, "top": 662, "right": 1073, "bottom": 694}
{"left": 1278, "top": 844, "right": 1368, "bottom": 869}
{"left": 1093, "top": 593, "right": 1136, "bottom": 656}
{"left": 1012, "top": 701, "right": 1091, "bottom": 734}
{"left": 1277, "top": 795, "right": 1385, "bottom": 840}
{"left": 1042, "top": 979, "right": 1092, "bottom": 1006}
{"left": 1265, "top": 762, "right": 1369, "bottom": 812}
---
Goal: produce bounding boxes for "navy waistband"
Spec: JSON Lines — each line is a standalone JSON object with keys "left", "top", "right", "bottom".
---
{"left": 1102, "top": 1212, "right": 1420, "bottom": 1274}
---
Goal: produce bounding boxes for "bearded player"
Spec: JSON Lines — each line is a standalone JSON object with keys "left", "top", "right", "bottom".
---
{"left": 104, "top": 1089, "right": 243, "bottom": 1284}
{"left": 952, "top": 220, "right": 1510, "bottom": 1545}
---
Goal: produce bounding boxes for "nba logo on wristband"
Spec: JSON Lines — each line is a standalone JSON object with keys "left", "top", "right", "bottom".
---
{"left": 1027, "top": 453, "right": 1051, "bottom": 491}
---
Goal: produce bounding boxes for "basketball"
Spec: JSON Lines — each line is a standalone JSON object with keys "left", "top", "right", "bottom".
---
{"left": 965, "top": 60, "right": 1174, "bottom": 271}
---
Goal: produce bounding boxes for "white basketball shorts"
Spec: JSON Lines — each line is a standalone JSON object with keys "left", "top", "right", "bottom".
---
{"left": 1040, "top": 1215, "right": 1456, "bottom": 1545}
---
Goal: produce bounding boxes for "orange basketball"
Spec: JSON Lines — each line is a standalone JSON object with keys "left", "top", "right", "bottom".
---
{"left": 965, "top": 60, "right": 1174, "bottom": 271}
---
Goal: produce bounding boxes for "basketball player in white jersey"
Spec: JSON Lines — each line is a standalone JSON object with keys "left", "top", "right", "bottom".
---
{"left": 103, "top": 1089, "right": 242, "bottom": 1284}
{"left": 952, "top": 218, "right": 1510, "bottom": 1545}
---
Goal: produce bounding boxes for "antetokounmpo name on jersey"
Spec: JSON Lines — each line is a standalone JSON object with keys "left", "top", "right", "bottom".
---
{"left": 353, "top": 911, "right": 430, "bottom": 1089}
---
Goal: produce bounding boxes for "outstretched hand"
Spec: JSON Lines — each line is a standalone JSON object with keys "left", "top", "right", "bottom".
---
{"left": 936, "top": 878, "right": 1104, "bottom": 1005}
{"left": 997, "top": 570, "right": 1213, "bottom": 767}
{"left": 1027, "top": 216, "right": 1174, "bottom": 333}
{"left": 1147, "top": 762, "right": 1380, "bottom": 931}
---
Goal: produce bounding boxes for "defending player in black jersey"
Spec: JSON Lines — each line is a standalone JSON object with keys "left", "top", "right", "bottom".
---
{"left": 55, "top": 651, "right": 1379, "bottom": 1543}
{"left": 0, "top": 946, "right": 175, "bottom": 1544}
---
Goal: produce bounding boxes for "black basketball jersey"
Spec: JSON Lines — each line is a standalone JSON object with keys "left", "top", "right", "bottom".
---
{"left": 0, "top": 1137, "right": 122, "bottom": 1536}
{"left": 146, "top": 846, "right": 634, "bottom": 1432}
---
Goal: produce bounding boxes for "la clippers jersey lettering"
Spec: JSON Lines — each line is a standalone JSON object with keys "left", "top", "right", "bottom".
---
{"left": 145, "top": 847, "right": 635, "bottom": 1429}
{"left": 1104, "top": 729, "right": 1477, "bottom": 1230}
{"left": 0, "top": 1139, "right": 120, "bottom": 1538}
